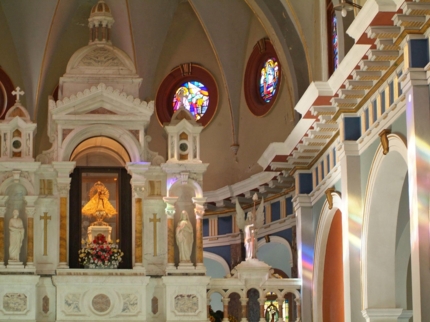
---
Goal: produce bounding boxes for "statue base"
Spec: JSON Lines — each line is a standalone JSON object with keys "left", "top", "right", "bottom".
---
{"left": 88, "top": 225, "right": 112, "bottom": 242}
{"left": 7, "top": 260, "right": 24, "bottom": 269}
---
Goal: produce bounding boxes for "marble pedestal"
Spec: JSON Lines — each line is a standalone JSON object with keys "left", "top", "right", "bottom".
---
{"left": 53, "top": 269, "right": 150, "bottom": 321}
{"left": 162, "top": 276, "right": 210, "bottom": 322}
{"left": 0, "top": 275, "right": 40, "bottom": 321}
{"left": 88, "top": 225, "right": 112, "bottom": 242}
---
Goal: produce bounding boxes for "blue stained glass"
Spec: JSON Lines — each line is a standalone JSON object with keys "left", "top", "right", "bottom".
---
{"left": 259, "top": 58, "right": 279, "bottom": 103}
{"left": 172, "top": 81, "right": 209, "bottom": 120}
{"left": 332, "top": 14, "right": 339, "bottom": 71}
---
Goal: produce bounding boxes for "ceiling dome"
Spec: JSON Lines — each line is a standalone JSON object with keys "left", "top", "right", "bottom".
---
{"left": 90, "top": 0, "right": 112, "bottom": 19}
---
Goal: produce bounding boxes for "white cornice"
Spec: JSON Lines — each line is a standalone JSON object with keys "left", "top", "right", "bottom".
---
{"left": 294, "top": 81, "right": 334, "bottom": 115}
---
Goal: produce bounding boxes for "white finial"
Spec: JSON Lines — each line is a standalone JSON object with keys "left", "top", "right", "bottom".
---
{"left": 12, "top": 87, "right": 24, "bottom": 102}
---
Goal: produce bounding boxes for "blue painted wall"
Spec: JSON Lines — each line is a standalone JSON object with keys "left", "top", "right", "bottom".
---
{"left": 271, "top": 201, "right": 281, "bottom": 221}
{"left": 218, "top": 216, "right": 232, "bottom": 235}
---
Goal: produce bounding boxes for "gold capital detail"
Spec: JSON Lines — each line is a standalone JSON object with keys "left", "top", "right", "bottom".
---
{"left": 40, "top": 212, "right": 51, "bottom": 256}
{"left": 135, "top": 198, "right": 143, "bottom": 264}
{"left": 149, "top": 213, "right": 161, "bottom": 256}
{"left": 379, "top": 129, "right": 391, "bottom": 155}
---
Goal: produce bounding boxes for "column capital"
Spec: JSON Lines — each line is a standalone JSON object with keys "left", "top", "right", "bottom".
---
{"left": 0, "top": 207, "right": 6, "bottom": 218}
{"left": 401, "top": 67, "right": 428, "bottom": 92}
{"left": 192, "top": 197, "right": 206, "bottom": 218}
{"left": 57, "top": 181, "right": 71, "bottom": 197}
{"left": 25, "top": 207, "right": 36, "bottom": 218}
{"left": 292, "top": 194, "right": 312, "bottom": 210}
{"left": 52, "top": 161, "right": 76, "bottom": 177}
{"left": 126, "top": 162, "right": 151, "bottom": 186}
{"left": 337, "top": 141, "right": 360, "bottom": 160}
{"left": 133, "top": 185, "right": 145, "bottom": 198}
{"left": 163, "top": 196, "right": 178, "bottom": 218}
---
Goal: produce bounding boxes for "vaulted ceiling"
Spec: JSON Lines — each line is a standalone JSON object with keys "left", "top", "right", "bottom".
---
{"left": 0, "top": 0, "right": 323, "bottom": 192}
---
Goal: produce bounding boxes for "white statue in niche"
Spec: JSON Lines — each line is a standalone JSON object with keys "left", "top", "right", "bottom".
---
{"left": 176, "top": 210, "right": 194, "bottom": 262}
{"left": 9, "top": 209, "right": 24, "bottom": 261}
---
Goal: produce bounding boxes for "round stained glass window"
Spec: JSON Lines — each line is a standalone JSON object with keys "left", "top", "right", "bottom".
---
{"left": 260, "top": 58, "right": 279, "bottom": 103}
{"left": 172, "top": 81, "right": 209, "bottom": 121}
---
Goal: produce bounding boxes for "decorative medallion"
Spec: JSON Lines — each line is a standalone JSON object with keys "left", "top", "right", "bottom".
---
{"left": 92, "top": 294, "right": 111, "bottom": 313}
{"left": 174, "top": 294, "right": 198, "bottom": 313}
{"left": 78, "top": 47, "right": 124, "bottom": 67}
{"left": 3, "top": 293, "right": 27, "bottom": 312}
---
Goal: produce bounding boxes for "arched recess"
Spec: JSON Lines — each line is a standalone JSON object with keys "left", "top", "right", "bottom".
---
{"left": 257, "top": 236, "right": 293, "bottom": 277}
{"left": 59, "top": 125, "right": 142, "bottom": 162}
{"left": 203, "top": 251, "right": 230, "bottom": 278}
{"left": 70, "top": 137, "right": 130, "bottom": 167}
{"left": 313, "top": 192, "right": 344, "bottom": 322}
{"left": 362, "top": 134, "right": 411, "bottom": 311}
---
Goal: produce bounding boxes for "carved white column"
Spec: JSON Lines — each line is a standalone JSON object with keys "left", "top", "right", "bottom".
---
{"left": 25, "top": 206, "right": 36, "bottom": 269}
{"left": 164, "top": 196, "right": 178, "bottom": 270}
{"left": 240, "top": 298, "right": 248, "bottom": 322}
{"left": 53, "top": 162, "right": 75, "bottom": 269}
{"left": 192, "top": 197, "right": 206, "bottom": 270}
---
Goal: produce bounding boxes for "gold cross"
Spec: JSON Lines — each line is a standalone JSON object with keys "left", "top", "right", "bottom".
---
{"left": 149, "top": 213, "right": 161, "bottom": 256}
{"left": 40, "top": 212, "right": 51, "bottom": 256}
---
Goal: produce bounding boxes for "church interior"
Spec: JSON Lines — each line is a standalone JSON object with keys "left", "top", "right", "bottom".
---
{"left": 0, "top": 0, "right": 428, "bottom": 321}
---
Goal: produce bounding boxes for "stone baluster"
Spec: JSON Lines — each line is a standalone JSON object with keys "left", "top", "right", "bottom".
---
{"left": 163, "top": 197, "right": 178, "bottom": 268}
{"left": 277, "top": 298, "right": 284, "bottom": 321}
{"left": 133, "top": 185, "right": 145, "bottom": 270}
{"left": 0, "top": 206, "right": 5, "bottom": 268}
{"left": 222, "top": 297, "right": 230, "bottom": 322}
{"left": 258, "top": 298, "right": 266, "bottom": 322}
{"left": 240, "top": 298, "right": 248, "bottom": 322}
{"left": 192, "top": 197, "right": 206, "bottom": 268}
{"left": 25, "top": 206, "right": 36, "bottom": 269}
{"left": 294, "top": 298, "right": 301, "bottom": 322}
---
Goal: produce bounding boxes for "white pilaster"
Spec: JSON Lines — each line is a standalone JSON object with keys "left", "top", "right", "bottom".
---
{"left": 402, "top": 66, "right": 430, "bottom": 321}
{"left": 292, "top": 194, "right": 312, "bottom": 322}
{"left": 338, "top": 141, "right": 362, "bottom": 322}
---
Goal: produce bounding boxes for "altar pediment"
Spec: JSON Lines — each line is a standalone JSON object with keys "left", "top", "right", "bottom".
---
{"left": 49, "top": 83, "right": 154, "bottom": 129}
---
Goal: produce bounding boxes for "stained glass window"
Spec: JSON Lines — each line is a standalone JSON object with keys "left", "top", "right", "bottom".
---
{"left": 259, "top": 58, "right": 279, "bottom": 103}
{"left": 172, "top": 81, "right": 209, "bottom": 120}
{"left": 332, "top": 13, "right": 339, "bottom": 71}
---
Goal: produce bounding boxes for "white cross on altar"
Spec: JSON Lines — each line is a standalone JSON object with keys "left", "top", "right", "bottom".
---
{"left": 12, "top": 87, "right": 24, "bottom": 102}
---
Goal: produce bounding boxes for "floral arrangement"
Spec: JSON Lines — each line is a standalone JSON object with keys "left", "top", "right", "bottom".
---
{"left": 79, "top": 234, "right": 123, "bottom": 268}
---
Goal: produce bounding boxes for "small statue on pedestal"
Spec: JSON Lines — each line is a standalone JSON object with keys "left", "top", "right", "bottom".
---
{"left": 176, "top": 210, "right": 194, "bottom": 263}
{"left": 235, "top": 194, "right": 265, "bottom": 261}
{"left": 9, "top": 209, "right": 24, "bottom": 262}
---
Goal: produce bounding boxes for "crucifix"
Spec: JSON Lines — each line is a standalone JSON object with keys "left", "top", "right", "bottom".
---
{"left": 40, "top": 212, "right": 51, "bottom": 256}
{"left": 12, "top": 87, "right": 24, "bottom": 103}
{"left": 149, "top": 213, "right": 160, "bottom": 256}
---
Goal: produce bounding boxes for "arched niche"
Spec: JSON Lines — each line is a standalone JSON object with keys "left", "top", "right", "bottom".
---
{"left": 362, "top": 134, "right": 410, "bottom": 311}
{"left": 313, "top": 192, "right": 344, "bottom": 322}
{"left": 169, "top": 181, "right": 199, "bottom": 266}
{"left": 257, "top": 236, "right": 292, "bottom": 277}
{"left": 70, "top": 136, "right": 130, "bottom": 166}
